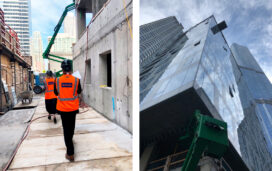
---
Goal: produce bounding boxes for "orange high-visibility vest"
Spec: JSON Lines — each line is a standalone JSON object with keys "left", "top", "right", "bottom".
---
{"left": 44, "top": 78, "right": 57, "bottom": 100}
{"left": 56, "top": 74, "right": 79, "bottom": 112}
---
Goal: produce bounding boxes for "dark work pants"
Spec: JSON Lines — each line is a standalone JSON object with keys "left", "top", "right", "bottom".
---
{"left": 60, "top": 112, "right": 77, "bottom": 155}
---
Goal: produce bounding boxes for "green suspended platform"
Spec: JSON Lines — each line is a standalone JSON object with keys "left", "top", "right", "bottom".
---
{"left": 179, "top": 110, "right": 229, "bottom": 171}
{"left": 145, "top": 110, "right": 229, "bottom": 171}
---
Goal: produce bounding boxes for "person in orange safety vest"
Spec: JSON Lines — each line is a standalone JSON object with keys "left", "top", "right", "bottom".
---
{"left": 44, "top": 70, "right": 57, "bottom": 124}
{"left": 54, "top": 59, "right": 82, "bottom": 162}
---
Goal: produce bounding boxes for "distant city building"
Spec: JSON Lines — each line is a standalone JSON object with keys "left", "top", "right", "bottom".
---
{"left": 140, "top": 16, "right": 248, "bottom": 170}
{"left": 48, "top": 13, "right": 76, "bottom": 73}
{"left": 230, "top": 43, "right": 272, "bottom": 171}
{"left": 48, "top": 33, "right": 75, "bottom": 72}
{"left": 0, "top": 0, "right": 31, "bottom": 56}
{"left": 30, "top": 31, "right": 43, "bottom": 72}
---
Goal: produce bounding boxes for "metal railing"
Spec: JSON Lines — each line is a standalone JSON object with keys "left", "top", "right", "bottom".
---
{"left": 0, "top": 23, "right": 23, "bottom": 59}
{"left": 147, "top": 150, "right": 188, "bottom": 171}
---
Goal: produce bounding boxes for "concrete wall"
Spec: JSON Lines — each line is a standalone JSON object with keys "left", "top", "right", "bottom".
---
{"left": 91, "top": 0, "right": 108, "bottom": 16}
{"left": 73, "top": 0, "right": 133, "bottom": 132}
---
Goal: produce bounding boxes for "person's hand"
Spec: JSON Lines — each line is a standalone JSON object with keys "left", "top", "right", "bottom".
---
{"left": 78, "top": 94, "right": 83, "bottom": 106}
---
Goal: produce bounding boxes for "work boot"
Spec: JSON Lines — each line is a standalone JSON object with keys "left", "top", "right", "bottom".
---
{"left": 65, "top": 154, "right": 74, "bottom": 162}
{"left": 48, "top": 115, "right": 51, "bottom": 120}
{"left": 53, "top": 117, "right": 57, "bottom": 124}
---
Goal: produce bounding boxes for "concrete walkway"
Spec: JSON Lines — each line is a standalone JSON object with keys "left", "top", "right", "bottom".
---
{"left": 7, "top": 97, "right": 132, "bottom": 170}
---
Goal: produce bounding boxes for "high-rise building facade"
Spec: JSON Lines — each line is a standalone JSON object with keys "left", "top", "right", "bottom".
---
{"left": 0, "top": 0, "right": 31, "bottom": 56}
{"left": 230, "top": 43, "right": 272, "bottom": 171}
{"left": 48, "top": 33, "right": 76, "bottom": 72}
{"left": 140, "top": 16, "right": 248, "bottom": 170}
{"left": 30, "top": 31, "right": 43, "bottom": 72}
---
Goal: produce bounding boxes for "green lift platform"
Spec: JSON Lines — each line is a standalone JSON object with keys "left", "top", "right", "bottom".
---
{"left": 179, "top": 110, "right": 229, "bottom": 171}
{"left": 42, "top": 2, "right": 76, "bottom": 77}
{"left": 145, "top": 110, "right": 229, "bottom": 171}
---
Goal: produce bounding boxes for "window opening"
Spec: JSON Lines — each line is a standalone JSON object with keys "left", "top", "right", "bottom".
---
{"left": 100, "top": 51, "right": 112, "bottom": 87}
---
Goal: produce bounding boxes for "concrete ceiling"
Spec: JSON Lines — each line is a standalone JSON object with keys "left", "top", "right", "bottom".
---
{"left": 76, "top": 0, "right": 92, "bottom": 13}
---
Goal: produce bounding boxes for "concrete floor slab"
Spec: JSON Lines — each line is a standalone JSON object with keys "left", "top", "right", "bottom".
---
{"left": 9, "top": 156, "right": 132, "bottom": 171}
{"left": 7, "top": 98, "right": 132, "bottom": 170}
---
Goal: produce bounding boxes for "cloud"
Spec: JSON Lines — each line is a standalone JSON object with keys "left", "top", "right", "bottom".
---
{"left": 238, "top": 0, "right": 272, "bottom": 10}
{"left": 140, "top": 0, "right": 272, "bottom": 83}
{"left": 266, "top": 23, "right": 272, "bottom": 37}
{"left": 140, "top": 0, "right": 235, "bottom": 28}
{"left": 31, "top": 0, "right": 73, "bottom": 49}
{"left": 140, "top": 5, "right": 167, "bottom": 25}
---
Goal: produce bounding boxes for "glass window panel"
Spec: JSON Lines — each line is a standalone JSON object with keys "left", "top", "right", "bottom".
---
{"left": 195, "top": 17, "right": 245, "bottom": 153}
{"left": 202, "top": 72, "right": 214, "bottom": 104}
{"left": 195, "top": 65, "right": 205, "bottom": 88}
{"left": 160, "top": 70, "right": 187, "bottom": 96}
{"left": 183, "top": 64, "right": 198, "bottom": 85}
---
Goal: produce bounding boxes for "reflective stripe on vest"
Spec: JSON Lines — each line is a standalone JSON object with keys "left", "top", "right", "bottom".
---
{"left": 44, "top": 78, "right": 57, "bottom": 100}
{"left": 45, "top": 80, "right": 54, "bottom": 93}
{"left": 57, "top": 77, "right": 78, "bottom": 101}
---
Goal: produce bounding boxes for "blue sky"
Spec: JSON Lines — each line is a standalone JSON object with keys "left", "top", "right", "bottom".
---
{"left": 31, "top": 0, "right": 92, "bottom": 51}
{"left": 31, "top": 0, "right": 72, "bottom": 48}
{"left": 140, "top": 0, "right": 272, "bottom": 83}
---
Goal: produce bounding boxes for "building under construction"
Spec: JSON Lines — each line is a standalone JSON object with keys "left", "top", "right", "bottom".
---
{"left": 0, "top": 8, "right": 32, "bottom": 113}
{"left": 140, "top": 16, "right": 249, "bottom": 171}
{"left": 0, "top": 1, "right": 132, "bottom": 170}
{"left": 73, "top": 0, "right": 133, "bottom": 132}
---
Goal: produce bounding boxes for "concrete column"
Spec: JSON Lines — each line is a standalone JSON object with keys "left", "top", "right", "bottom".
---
{"left": 198, "top": 157, "right": 219, "bottom": 171}
{"left": 140, "top": 143, "right": 155, "bottom": 171}
{"left": 76, "top": 8, "right": 86, "bottom": 40}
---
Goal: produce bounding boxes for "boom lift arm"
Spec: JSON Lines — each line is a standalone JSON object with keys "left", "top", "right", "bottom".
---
{"left": 42, "top": 2, "right": 75, "bottom": 76}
